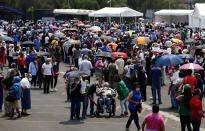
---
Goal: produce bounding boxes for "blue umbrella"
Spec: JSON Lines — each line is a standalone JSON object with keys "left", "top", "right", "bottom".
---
{"left": 0, "top": 20, "right": 5, "bottom": 23}
{"left": 155, "top": 54, "right": 184, "bottom": 66}
{"left": 178, "top": 54, "right": 194, "bottom": 59}
{"left": 89, "top": 26, "right": 101, "bottom": 31}
{"left": 57, "top": 20, "right": 65, "bottom": 24}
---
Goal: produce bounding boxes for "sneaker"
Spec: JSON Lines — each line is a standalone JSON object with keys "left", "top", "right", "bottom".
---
{"left": 124, "top": 112, "right": 128, "bottom": 116}
{"left": 125, "top": 128, "right": 131, "bottom": 131}
{"left": 54, "top": 88, "right": 58, "bottom": 91}
{"left": 120, "top": 114, "right": 125, "bottom": 118}
{"left": 50, "top": 89, "right": 54, "bottom": 92}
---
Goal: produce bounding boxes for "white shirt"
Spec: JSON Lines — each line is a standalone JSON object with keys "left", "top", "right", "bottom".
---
{"left": 124, "top": 65, "right": 131, "bottom": 78}
{"left": 42, "top": 63, "right": 52, "bottom": 75}
{"left": 20, "top": 78, "right": 31, "bottom": 88}
{"left": 115, "top": 58, "right": 124, "bottom": 75}
{"left": 170, "top": 70, "right": 179, "bottom": 84}
{"left": 79, "top": 60, "right": 93, "bottom": 76}
{"left": 45, "top": 36, "right": 49, "bottom": 44}
{"left": 80, "top": 79, "right": 88, "bottom": 94}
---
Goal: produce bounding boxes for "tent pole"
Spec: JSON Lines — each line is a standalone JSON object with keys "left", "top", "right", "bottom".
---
{"left": 135, "top": 17, "right": 136, "bottom": 26}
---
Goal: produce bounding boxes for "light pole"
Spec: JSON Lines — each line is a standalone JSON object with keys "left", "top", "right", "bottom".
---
{"left": 110, "top": 0, "right": 112, "bottom": 7}
{"left": 68, "top": 0, "right": 70, "bottom": 8}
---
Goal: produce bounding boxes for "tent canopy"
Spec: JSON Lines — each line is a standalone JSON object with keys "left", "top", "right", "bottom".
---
{"left": 0, "top": 6, "right": 25, "bottom": 15}
{"left": 155, "top": 9, "right": 193, "bottom": 16}
{"left": 192, "top": 3, "right": 205, "bottom": 19}
{"left": 53, "top": 9, "right": 95, "bottom": 15}
{"left": 89, "top": 7, "right": 143, "bottom": 17}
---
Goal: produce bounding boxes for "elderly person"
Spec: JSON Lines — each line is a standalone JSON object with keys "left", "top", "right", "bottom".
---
{"left": 79, "top": 55, "right": 93, "bottom": 82}
{"left": 20, "top": 73, "right": 32, "bottom": 116}
{"left": 29, "top": 58, "right": 39, "bottom": 88}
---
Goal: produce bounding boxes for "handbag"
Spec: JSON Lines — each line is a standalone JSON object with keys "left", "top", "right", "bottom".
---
{"left": 6, "top": 94, "right": 16, "bottom": 102}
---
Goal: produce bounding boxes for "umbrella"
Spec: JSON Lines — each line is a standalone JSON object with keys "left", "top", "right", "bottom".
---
{"left": 165, "top": 40, "right": 173, "bottom": 47}
{"left": 50, "top": 26, "right": 59, "bottom": 30}
{"left": 67, "top": 28, "right": 78, "bottom": 32}
{"left": 0, "top": 34, "right": 13, "bottom": 41}
{"left": 96, "top": 51, "right": 114, "bottom": 58}
{"left": 0, "top": 20, "right": 5, "bottom": 23}
{"left": 100, "top": 35, "right": 117, "bottom": 42}
{"left": 62, "top": 24, "right": 69, "bottom": 27}
{"left": 2, "top": 21, "right": 8, "bottom": 25}
{"left": 195, "top": 44, "right": 205, "bottom": 49}
{"left": 77, "top": 23, "right": 84, "bottom": 27}
{"left": 184, "top": 39, "right": 196, "bottom": 44}
{"left": 54, "top": 31, "right": 65, "bottom": 38}
{"left": 20, "top": 41, "right": 35, "bottom": 47}
{"left": 137, "top": 37, "right": 146, "bottom": 45}
{"left": 170, "top": 38, "right": 183, "bottom": 44}
{"left": 107, "top": 43, "right": 118, "bottom": 50}
{"left": 178, "top": 54, "right": 194, "bottom": 59}
{"left": 89, "top": 26, "right": 101, "bottom": 31}
{"left": 155, "top": 54, "right": 184, "bottom": 66}
{"left": 179, "top": 63, "right": 204, "bottom": 70}
{"left": 36, "top": 51, "right": 49, "bottom": 56}
{"left": 57, "top": 20, "right": 65, "bottom": 24}
{"left": 84, "top": 25, "right": 91, "bottom": 28}
{"left": 112, "top": 52, "right": 128, "bottom": 59}
{"left": 67, "top": 39, "right": 81, "bottom": 45}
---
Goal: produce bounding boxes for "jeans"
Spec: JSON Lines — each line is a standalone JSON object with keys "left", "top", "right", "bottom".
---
{"left": 3, "top": 90, "right": 11, "bottom": 114}
{"left": 180, "top": 115, "right": 192, "bottom": 131}
{"left": 51, "top": 75, "right": 58, "bottom": 88}
{"left": 66, "top": 85, "right": 70, "bottom": 101}
{"left": 18, "top": 65, "right": 24, "bottom": 76}
{"left": 191, "top": 116, "right": 201, "bottom": 131}
{"left": 74, "top": 59, "right": 78, "bottom": 68}
{"left": 98, "top": 97, "right": 111, "bottom": 111}
{"left": 126, "top": 109, "right": 140, "bottom": 130}
{"left": 90, "top": 94, "right": 94, "bottom": 115}
{"left": 140, "top": 85, "right": 147, "bottom": 101}
{"left": 43, "top": 75, "right": 52, "bottom": 93}
{"left": 120, "top": 97, "right": 128, "bottom": 115}
{"left": 31, "top": 75, "right": 37, "bottom": 87}
{"left": 170, "top": 85, "right": 177, "bottom": 108}
{"left": 82, "top": 95, "right": 88, "bottom": 118}
{"left": 70, "top": 97, "right": 81, "bottom": 119}
{"left": 152, "top": 84, "right": 162, "bottom": 104}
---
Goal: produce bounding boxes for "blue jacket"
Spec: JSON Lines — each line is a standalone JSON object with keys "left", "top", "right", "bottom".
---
{"left": 29, "top": 62, "right": 39, "bottom": 75}
{"left": 150, "top": 67, "right": 162, "bottom": 87}
{"left": 9, "top": 76, "right": 22, "bottom": 99}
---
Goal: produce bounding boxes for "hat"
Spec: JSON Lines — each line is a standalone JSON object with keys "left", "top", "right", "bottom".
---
{"left": 82, "top": 75, "right": 88, "bottom": 78}
{"left": 9, "top": 44, "right": 14, "bottom": 47}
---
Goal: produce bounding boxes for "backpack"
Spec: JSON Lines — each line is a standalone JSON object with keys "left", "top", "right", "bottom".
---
{"left": 130, "top": 68, "right": 138, "bottom": 82}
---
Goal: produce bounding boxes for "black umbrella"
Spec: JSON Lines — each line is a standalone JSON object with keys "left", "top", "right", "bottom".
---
{"left": 96, "top": 51, "right": 114, "bottom": 58}
{"left": 21, "top": 41, "right": 35, "bottom": 47}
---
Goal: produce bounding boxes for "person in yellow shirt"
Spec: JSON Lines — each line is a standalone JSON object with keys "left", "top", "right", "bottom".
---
{"left": 51, "top": 38, "right": 58, "bottom": 49}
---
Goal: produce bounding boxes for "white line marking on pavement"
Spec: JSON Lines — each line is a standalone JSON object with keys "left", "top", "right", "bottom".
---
{"left": 142, "top": 103, "right": 205, "bottom": 131}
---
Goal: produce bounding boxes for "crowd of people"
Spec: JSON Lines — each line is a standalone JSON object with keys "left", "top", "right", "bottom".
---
{"left": 0, "top": 19, "right": 204, "bottom": 131}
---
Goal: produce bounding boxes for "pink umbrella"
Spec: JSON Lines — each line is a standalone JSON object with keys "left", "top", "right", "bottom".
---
{"left": 179, "top": 63, "right": 204, "bottom": 70}
{"left": 50, "top": 26, "right": 59, "bottom": 30}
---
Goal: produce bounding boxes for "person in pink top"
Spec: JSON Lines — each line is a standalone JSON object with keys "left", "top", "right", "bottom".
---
{"left": 142, "top": 105, "right": 165, "bottom": 131}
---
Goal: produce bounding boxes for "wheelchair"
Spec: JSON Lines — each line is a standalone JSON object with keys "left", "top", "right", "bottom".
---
{"left": 95, "top": 95, "right": 116, "bottom": 118}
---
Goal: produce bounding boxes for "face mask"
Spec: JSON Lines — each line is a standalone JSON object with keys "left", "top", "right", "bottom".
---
{"left": 28, "top": 78, "right": 32, "bottom": 81}
{"left": 136, "top": 88, "right": 140, "bottom": 92}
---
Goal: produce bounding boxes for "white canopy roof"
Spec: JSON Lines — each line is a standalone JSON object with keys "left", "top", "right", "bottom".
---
{"left": 192, "top": 3, "right": 205, "bottom": 19}
{"left": 155, "top": 10, "right": 193, "bottom": 16}
{"left": 53, "top": 9, "right": 95, "bottom": 15}
{"left": 88, "top": 7, "right": 143, "bottom": 17}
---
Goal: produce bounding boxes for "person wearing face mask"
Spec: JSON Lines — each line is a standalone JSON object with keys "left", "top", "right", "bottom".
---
{"left": 20, "top": 73, "right": 32, "bottom": 116}
{"left": 29, "top": 58, "right": 39, "bottom": 88}
{"left": 126, "top": 82, "right": 142, "bottom": 131}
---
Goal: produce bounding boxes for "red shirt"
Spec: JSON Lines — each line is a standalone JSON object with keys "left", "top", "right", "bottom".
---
{"left": 190, "top": 97, "right": 203, "bottom": 120}
{"left": 17, "top": 56, "right": 26, "bottom": 66}
{"left": 183, "top": 75, "right": 197, "bottom": 93}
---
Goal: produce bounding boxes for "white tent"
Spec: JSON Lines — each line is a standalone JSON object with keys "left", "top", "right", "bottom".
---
{"left": 53, "top": 9, "right": 95, "bottom": 15}
{"left": 189, "top": 3, "right": 205, "bottom": 28}
{"left": 155, "top": 10, "right": 193, "bottom": 24}
{"left": 88, "top": 7, "right": 143, "bottom": 17}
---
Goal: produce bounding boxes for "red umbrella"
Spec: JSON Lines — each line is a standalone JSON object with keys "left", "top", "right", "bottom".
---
{"left": 112, "top": 52, "right": 128, "bottom": 58}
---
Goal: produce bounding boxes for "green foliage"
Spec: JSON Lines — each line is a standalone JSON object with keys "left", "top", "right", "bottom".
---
{"left": 1, "top": 0, "right": 186, "bottom": 13}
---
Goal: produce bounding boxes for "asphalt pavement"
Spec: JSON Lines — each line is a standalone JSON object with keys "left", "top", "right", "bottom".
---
{"left": 0, "top": 62, "right": 205, "bottom": 131}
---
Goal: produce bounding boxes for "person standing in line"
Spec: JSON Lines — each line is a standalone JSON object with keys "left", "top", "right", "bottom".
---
{"left": 150, "top": 63, "right": 162, "bottom": 105}
{"left": 141, "top": 105, "right": 165, "bottom": 131}
{"left": 115, "top": 55, "right": 124, "bottom": 79}
{"left": 42, "top": 58, "right": 53, "bottom": 94}
{"left": 190, "top": 89, "right": 205, "bottom": 131}
{"left": 116, "top": 75, "right": 129, "bottom": 118}
{"left": 126, "top": 82, "right": 142, "bottom": 131}
{"left": 51, "top": 57, "right": 59, "bottom": 91}
{"left": 20, "top": 73, "right": 32, "bottom": 116}
{"left": 29, "top": 58, "right": 38, "bottom": 88}
{"left": 175, "top": 84, "right": 192, "bottom": 131}
{"left": 108, "top": 59, "right": 118, "bottom": 89}
{"left": 73, "top": 45, "right": 81, "bottom": 68}
{"left": 137, "top": 65, "right": 147, "bottom": 101}
{"left": 70, "top": 77, "right": 81, "bottom": 120}
{"left": 9, "top": 76, "right": 22, "bottom": 118}
{"left": 79, "top": 55, "right": 93, "bottom": 82}
{"left": 183, "top": 69, "right": 197, "bottom": 94}
{"left": 170, "top": 65, "right": 180, "bottom": 109}
{"left": 0, "top": 74, "right": 4, "bottom": 112}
